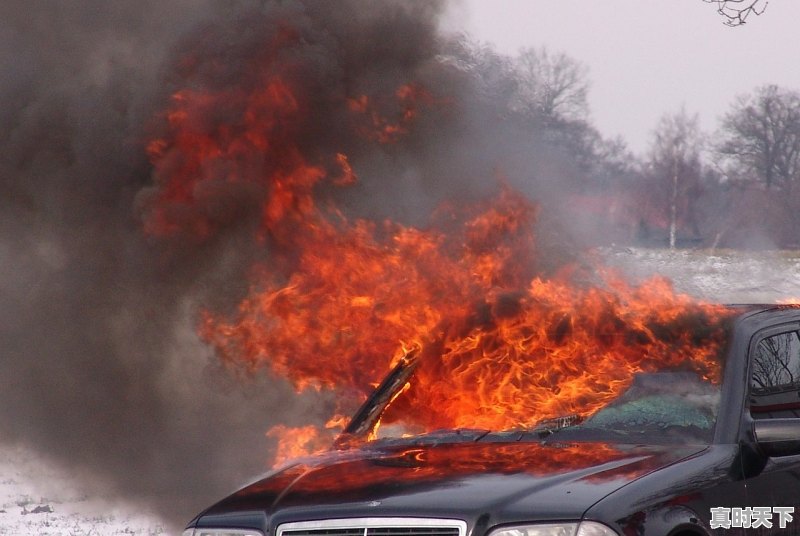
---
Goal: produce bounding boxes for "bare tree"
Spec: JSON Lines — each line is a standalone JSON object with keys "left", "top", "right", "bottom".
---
{"left": 703, "top": 0, "right": 768, "bottom": 26}
{"left": 513, "top": 46, "right": 589, "bottom": 122}
{"left": 752, "top": 332, "right": 800, "bottom": 391}
{"left": 717, "top": 85, "right": 800, "bottom": 192}
{"left": 645, "top": 109, "right": 704, "bottom": 249}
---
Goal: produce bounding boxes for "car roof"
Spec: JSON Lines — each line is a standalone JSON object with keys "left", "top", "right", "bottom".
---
{"left": 725, "top": 303, "right": 800, "bottom": 325}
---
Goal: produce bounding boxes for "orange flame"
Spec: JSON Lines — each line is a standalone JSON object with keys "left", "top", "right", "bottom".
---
{"left": 266, "top": 425, "right": 336, "bottom": 467}
{"left": 146, "top": 67, "right": 733, "bottom": 466}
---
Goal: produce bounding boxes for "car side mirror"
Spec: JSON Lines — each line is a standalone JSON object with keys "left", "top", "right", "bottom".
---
{"left": 754, "top": 419, "right": 800, "bottom": 457}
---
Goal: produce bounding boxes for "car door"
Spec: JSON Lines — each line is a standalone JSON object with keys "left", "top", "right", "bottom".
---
{"left": 737, "top": 326, "right": 800, "bottom": 534}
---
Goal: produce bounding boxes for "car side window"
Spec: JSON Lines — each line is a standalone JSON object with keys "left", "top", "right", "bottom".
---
{"left": 750, "top": 330, "right": 800, "bottom": 419}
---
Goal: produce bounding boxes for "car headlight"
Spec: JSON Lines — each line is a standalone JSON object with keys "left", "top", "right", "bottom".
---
{"left": 182, "top": 529, "right": 264, "bottom": 536}
{"left": 488, "top": 521, "right": 617, "bottom": 536}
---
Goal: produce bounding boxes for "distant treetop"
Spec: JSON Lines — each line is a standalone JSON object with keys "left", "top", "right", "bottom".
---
{"left": 703, "top": 0, "right": 768, "bottom": 26}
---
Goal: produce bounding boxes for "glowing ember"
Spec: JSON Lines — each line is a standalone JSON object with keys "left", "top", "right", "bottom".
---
{"left": 145, "top": 44, "right": 734, "bottom": 467}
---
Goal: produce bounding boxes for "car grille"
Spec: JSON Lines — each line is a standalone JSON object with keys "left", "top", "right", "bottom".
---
{"left": 277, "top": 518, "right": 467, "bottom": 536}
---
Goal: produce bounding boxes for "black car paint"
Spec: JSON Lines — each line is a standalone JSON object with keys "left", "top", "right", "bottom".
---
{"left": 185, "top": 305, "right": 800, "bottom": 536}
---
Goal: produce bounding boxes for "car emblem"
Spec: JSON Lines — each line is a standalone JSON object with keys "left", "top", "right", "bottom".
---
{"left": 367, "top": 501, "right": 381, "bottom": 507}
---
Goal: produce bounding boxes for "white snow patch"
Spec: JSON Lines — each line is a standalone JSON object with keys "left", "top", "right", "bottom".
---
{"left": 0, "top": 444, "right": 166, "bottom": 535}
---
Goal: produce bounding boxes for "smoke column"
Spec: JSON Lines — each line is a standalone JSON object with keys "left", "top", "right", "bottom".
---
{"left": 0, "top": 0, "right": 584, "bottom": 529}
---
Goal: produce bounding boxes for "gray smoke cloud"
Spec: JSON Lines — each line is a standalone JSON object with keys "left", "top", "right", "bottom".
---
{"left": 0, "top": 0, "right": 585, "bottom": 530}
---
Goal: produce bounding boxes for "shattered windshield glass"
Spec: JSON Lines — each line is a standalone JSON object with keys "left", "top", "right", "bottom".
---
{"left": 551, "top": 371, "right": 721, "bottom": 443}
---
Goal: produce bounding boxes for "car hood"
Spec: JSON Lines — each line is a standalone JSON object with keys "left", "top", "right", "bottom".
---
{"left": 196, "top": 440, "right": 707, "bottom": 530}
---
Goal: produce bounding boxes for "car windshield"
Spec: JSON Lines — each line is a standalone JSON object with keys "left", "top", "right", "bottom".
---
{"left": 544, "top": 371, "right": 720, "bottom": 443}
{"left": 345, "top": 318, "right": 733, "bottom": 447}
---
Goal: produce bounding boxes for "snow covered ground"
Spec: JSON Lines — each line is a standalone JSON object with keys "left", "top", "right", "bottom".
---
{"left": 4, "top": 248, "right": 800, "bottom": 535}
{"left": 0, "top": 444, "right": 167, "bottom": 535}
{"left": 603, "top": 247, "right": 800, "bottom": 303}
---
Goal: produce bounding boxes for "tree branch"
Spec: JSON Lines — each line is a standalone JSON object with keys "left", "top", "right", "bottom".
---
{"left": 703, "top": 0, "right": 768, "bottom": 26}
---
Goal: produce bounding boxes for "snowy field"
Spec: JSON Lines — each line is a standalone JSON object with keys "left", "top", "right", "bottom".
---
{"left": 604, "top": 247, "right": 800, "bottom": 304}
{"left": 4, "top": 248, "right": 800, "bottom": 535}
{"left": 0, "top": 444, "right": 166, "bottom": 535}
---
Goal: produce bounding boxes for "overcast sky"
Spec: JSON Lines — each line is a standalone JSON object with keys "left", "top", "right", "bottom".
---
{"left": 445, "top": 0, "right": 800, "bottom": 154}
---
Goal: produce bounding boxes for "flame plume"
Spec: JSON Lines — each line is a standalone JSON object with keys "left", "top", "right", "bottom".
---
{"left": 143, "top": 7, "right": 733, "bottom": 468}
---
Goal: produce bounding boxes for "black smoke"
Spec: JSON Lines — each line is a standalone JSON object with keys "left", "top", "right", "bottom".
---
{"left": 0, "top": 0, "right": 586, "bottom": 530}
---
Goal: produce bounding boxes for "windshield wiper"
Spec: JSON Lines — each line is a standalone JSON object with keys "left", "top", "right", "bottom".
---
{"left": 529, "top": 414, "right": 584, "bottom": 437}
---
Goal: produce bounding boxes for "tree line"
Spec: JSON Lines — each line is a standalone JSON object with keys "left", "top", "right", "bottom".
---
{"left": 446, "top": 39, "right": 798, "bottom": 250}
{"left": 631, "top": 84, "right": 800, "bottom": 249}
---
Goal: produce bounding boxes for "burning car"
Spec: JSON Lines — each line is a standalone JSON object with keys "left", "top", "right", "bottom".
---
{"left": 183, "top": 304, "right": 800, "bottom": 536}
